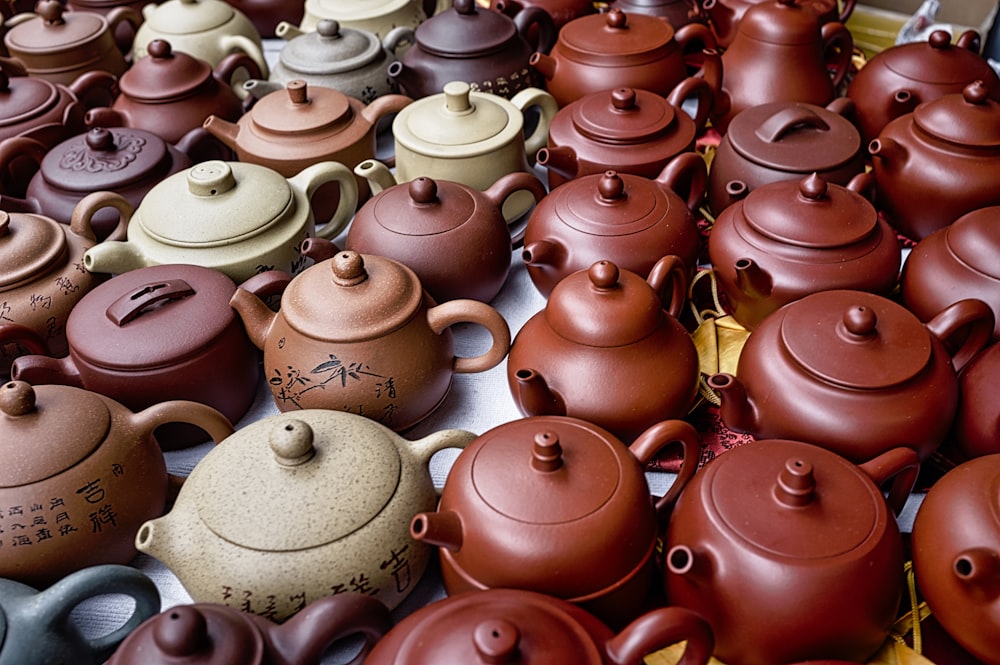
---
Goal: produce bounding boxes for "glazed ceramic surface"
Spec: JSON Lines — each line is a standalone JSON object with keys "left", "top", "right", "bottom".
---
{"left": 136, "top": 409, "right": 475, "bottom": 620}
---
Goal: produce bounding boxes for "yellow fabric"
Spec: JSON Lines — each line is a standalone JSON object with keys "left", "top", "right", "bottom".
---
{"left": 642, "top": 638, "right": 938, "bottom": 665}
{"left": 687, "top": 269, "right": 750, "bottom": 407}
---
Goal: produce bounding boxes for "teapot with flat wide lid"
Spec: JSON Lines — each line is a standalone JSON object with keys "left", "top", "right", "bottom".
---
{"left": 6, "top": 1, "right": 109, "bottom": 52}
{"left": 241, "top": 80, "right": 352, "bottom": 135}
{"left": 278, "top": 19, "right": 382, "bottom": 74}
{"left": 0, "top": 211, "right": 67, "bottom": 289}
{"left": 393, "top": 81, "right": 513, "bottom": 148}
{"left": 415, "top": 0, "right": 516, "bottom": 57}
{"left": 38, "top": 127, "right": 172, "bottom": 193}
{"left": 572, "top": 88, "right": 682, "bottom": 145}
{"left": 557, "top": 8, "right": 678, "bottom": 64}
{"left": 0, "top": 72, "right": 62, "bottom": 126}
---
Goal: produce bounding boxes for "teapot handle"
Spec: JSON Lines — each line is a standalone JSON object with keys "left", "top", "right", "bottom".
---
{"left": 70, "top": 190, "right": 134, "bottom": 243}
{"left": 214, "top": 50, "right": 265, "bottom": 91}
{"left": 857, "top": 446, "right": 920, "bottom": 516}
{"left": 925, "top": 298, "right": 995, "bottom": 373}
{"left": 666, "top": 76, "right": 713, "bottom": 133}
{"left": 821, "top": 21, "right": 853, "bottom": 90}
{"left": 426, "top": 299, "right": 511, "bottom": 374}
{"left": 0, "top": 323, "right": 49, "bottom": 356}
{"left": 604, "top": 606, "right": 714, "bottom": 665}
{"left": 217, "top": 35, "right": 270, "bottom": 82}
{"left": 105, "top": 6, "right": 142, "bottom": 54}
{"left": 628, "top": 420, "right": 701, "bottom": 518}
{"left": 383, "top": 26, "right": 416, "bottom": 55}
{"left": 0, "top": 134, "right": 45, "bottom": 189}
{"left": 288, "top": 161, "right": 359, "bottom": 240}
{"left": 270, "top": 593, "right": 392, "bottom": 665}
{"left": 754, "top": 105, "right": 830, "bottom": 144}
{"left": 483, "top": 171, "right": 548, "bottom": 247}
{"left": 656, "top": 152, "right": 707, "bottom": 214}
{"left": 513, "top": 5, "right": 557, "bottom": 54}
{"left": 409, "top": 428, "right": 478, "bottom": 467}
{"left": 838, "top": 0, "right": 857, "bottom": 22}
{"left": 105, "top": 279, "right": 196, "bottom": 326}
{"left": 510, "top": 87, "right": 558, "bottom": 166}
{"left": 646, "top": 254, "right": 688, "bottom": 320}
{"left": 129, "top": 400, "right": 235, "bottom": 451}
{"left": 36, "top": 564, "right": 160, "bottom": 662}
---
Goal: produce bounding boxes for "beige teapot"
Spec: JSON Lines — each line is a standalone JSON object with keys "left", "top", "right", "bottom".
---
{"left": 82, "top": 160, "right": 358, "bottom": 283}
{"left": 298, "top": 0, "right": 429, "bottom": 39}
{"left": 136, "top": 409, "right": 476, "bottom": 621}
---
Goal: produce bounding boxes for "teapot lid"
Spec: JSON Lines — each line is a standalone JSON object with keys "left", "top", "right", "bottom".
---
{"left": 414, "top": 0, "right": 517, "bottom": 58}
{"left": 369, "top": 177, "right": 477, "bottom": 235}
{"left": 145, "top": 0, "right": 238, "bottom": 34}
{"left": 778, "top": 290, "right": 932, "bottom": 390}
{"left": 6, "top": 1, "right": 109, "bottom": 52}
{"left": 882, "top": 30, "right": 994, "bottom": 86}
{"left": 283, "top": 251, "right": 423, "bottom": 342}
{"left": 136, "top": 161, "right": 293, "bottom": 246}
{"left": 727, "top": 101, "right": 861, "bottom": 173}
{"left": 308, "top": 0, "right": 415, "bottom": 22}
{"left": 736, "top": 0, "right": 820, "bottom": 45}
{"left": 571, "top": 87, "right": 678, "bottom": 144}
{"left": 546, "top": 260, "right": 664, "bottom": 347}
{"left": 912, "top": 80, "right": 1000, "bottom": 148}
{"left": 279, "top": 20, "right": 383, "bottom": 75}
{"left": 552, "top": 171, "right": 667, "bottom": 236}
{"left": 557, "top": 8, "right": 676, "bottom": 66}
{"left": 0, "top": 211, "right": 70, "bottom": 291}
{"left": 741, "top": 174, "right": 878, "bottom": 248}
{"left": 248, "top": 80, "right": 353, "bottom": 135}
{"left": 0, "top": 70, "right": 61, "bottom": 127}
{"left": 703, "top": 439, "right": 888, "bottom": 559}
{"left": 116, "top": 605, "right": 265, "bottom": 664}
{"left": 119, "top": 40, "right": 213, "bottom": 102}
{"left": 66, "top": 264, "right": 237, "bottom": 371}
{"left": 944, "top": 207, "right": 1000, "bottom": 276}
{"left": 0, "top": 381, "right": 110, "bottom": 487}
{"left": 192, "top": 412, "right": 402, "bottom": 551}
{"left": 393, "top": 81, "right": 515, "bottom": 149}
{"left": 40, "top": 127, "right": 173, "bottom": 193}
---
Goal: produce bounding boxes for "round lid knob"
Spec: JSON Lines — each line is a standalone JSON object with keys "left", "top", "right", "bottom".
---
{"left": 0, "top": 379, "right": 35, "bottom": 416}
{"left": 610, "top": 87, "right": 637, "bottom": 110}
{"left": 530, "top": 432, "right": 563, "bottom": 472}
{"left": 774, "top": 458, "right": 816, "bottom": 507}
{"left": 330, "top": 250, "right": 368, "bottom": 286}
{"left": 36, "top": 0, "right": 65, "bottom": 25}
{"left": 444, "top": 81, "right": 472, "bottom": 114}
{"left": 842, "top": 304, "right": 878, "bottom": 338}
{"left": 286, "top": 79, "right": 309, "bottom": 105}
{"left": 597, "top": 171, "right": 626, "bottom": 201}
{"left": 408, "top": 177, "right": 438, "bottom": 204}
{"left": 473, "top": 620, "right": 520, "bottom": 663}
{"left": 85, "top": 127, "right": 117, "bottom": 152}
{"left": 928, "top": 29, "right": 952, "bottom": 49}
{"left": 269, "top": 419, "right": 315, "bottom": 466}
{"left": 316, "top": 18, "right": 339, "bottom": 38}
{"left": 153, "top": 606, "right": 210, "bottom": 657}
{"left": 186, "top": 160, "right": 237, "bottom": 197}
{"left": 798, "top": 172, "right": 828, "bottom": 200}
{"left": 147, "top": 38, "right": 173, "bottom": 59}
{"left": 606, "top": 6, "right": 627, "bottom": 28}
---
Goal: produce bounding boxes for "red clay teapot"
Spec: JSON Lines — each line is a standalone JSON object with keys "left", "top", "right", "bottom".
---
{"left": 707, "top": 172, "right": 901, "bottom": 330}
{"left": 411, "top": 416, "right": 701, "bottom": 627}
{"left": 704, "top": 0, "right": 855, "bottom": 48}
{"left": 664, "top": 439, "right": 918, "bottom": 664}
{"left": 522, "top": 161, "right": 705, "bottom": 296}
{"left": 949, "top": 340, "right": 1000, "bottom": 461}
{"left": 710, "top": 290, "right": 995, "bottom": 463}
{"left": 509, "top": 256, "right": 698, "bottom": 442}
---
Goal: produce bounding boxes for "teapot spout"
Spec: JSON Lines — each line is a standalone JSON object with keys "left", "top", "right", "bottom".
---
{"left": 229, "top": 287, "right": 279, "bottom": 351}
{"left": 386, "top": 61, "right": 420, "bottom": 97}
{"left": 241, "top": 78, "right": 283, "bottom": 101}
{"left": 706, "top": 372, "right": 758, "bottom": 434}
{"left": 12, "top": 354, "right": 82, "bottom": 388}
{"left": 84, "top": 106, "right": 127, "bottom": 128}
{"left": 202, "top": 115, "right": 240, "bottom": 150}
{"left": 511, "top": 368, "right": 566, "bottom": 416}
{"left": 521, "top": 238, "right": 565, "bottom": 269}
{"left": 528, "top": 51, "right": 557, "bottom": 80}
{"left": 410, "top": 510, "right": 464, "bottom": 551}
{"left": 535, "top": 145, "right": 579, "bottom": 181}
{"left": 135, "top": 515, "right": 183, "bottom": 569}
{"left": 734, "top": 257, "right": 772, "bottom": 300}
{"left": 354, "top": 159, "right": 398, "bottom": 196}
{"left": 954, "top": 548, "right": 1000, "bottom": 600}
{"left": 83, "top": 241, "right": 150, "bottom": 275}
{"left": 888, "top": 90, "right": 919, "bottom": 117}
{"left": 868, "top": 136, "right": 907, "bottom": 165}
{"left": 665, "top": 544, "right": 707, "bottom": 586}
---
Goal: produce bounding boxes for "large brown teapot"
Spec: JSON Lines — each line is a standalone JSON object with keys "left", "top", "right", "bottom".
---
{"left": 705, "top": 0, "right": 855, "bottom": 48}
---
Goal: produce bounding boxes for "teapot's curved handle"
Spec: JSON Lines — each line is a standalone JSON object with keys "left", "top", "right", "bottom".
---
{"left": 409, "top": 428, "right": 478, "bottom": 466}
{"left": 754, "top": 105, "right": 830, "bottom": 144}
{"left": 289, "top": 161, "right": 359, "bottom": 240}
{"left": 628, "top": 419, "right": 701, "bottom": 518}
{"left": 70, "top": 190, "right": 134, "bottom": 244}
{"left": 674, "top": 22, "right": 719, "bottom": 79}
{"left": 383, "top": 26, "right": 416, "bottom": 55}
{"left": 37, "top": 564, "right": 161, "bottom": 663}
{"left": 857, "top": 446, "right": 920, "bottom": 516}
{"left": 214, "top": 50, "right": 265, "bottom": 90}
{"left": 605, "top": 606, "right": 714, "bottom": 665}
{"left": 513, "top": 5, "right": 556, "bottom": 54}
{"left": 130, "top": 400, "right": 235, "bottom": 449}
{"left": 270, "top": 593, "right": 393, "bottom": 665}
{"left": 0, "top": 323, "right": 49, "bottom": 357}
{"left": 105, "top": 6, "right": 142, "bottom": 54}
{"left": 925, "top": 298, "right": 995, "bottom": 373}
{"left": 666, "top": 75, "right": 713, "bottom": 133}
{"left": 656, "top": 151, "right": 707, "bottom": 214}
{"left": 646, "top": 255, "right": 689, "bottom": 320}
{"left": 426, "top": 299, "right": 511, "bottom": 374}
{"left": 510, "top": 87, "right": 558, "bottom": 166}
{"left": 838, "top": 0, "right": 857, "bottom": 23}
{"left": 67, "top": 69, "right": 119, "bottom": 109}
{"left": 105, "top": 279, "right": 196, "bottom": 326}
{"left": 821, "top": 21, "right": 853, "bottom": 90}
{"left": 845, "top": 170, "right": 877, "bottom": 204}
{"left": 483, "top": 171, "right": 547, "bottom": 247}
{"left": 217, "top": 34, "right": 270, "bottom": 79}
{"left": 0, "top": 134, "right": 45, "bottom": 185}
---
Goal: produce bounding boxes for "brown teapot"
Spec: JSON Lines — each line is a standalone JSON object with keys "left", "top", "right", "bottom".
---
{"left": 364, "top": 589, "right": 715, "bottom": 665}
{"left": 106, "top": 595, "right": 392, "bottom": 665}
{"left": 911, "top": 454, "right": 1000, "bottom": 664}
{"left": 230, "top": 250, "right": 511, "bottom": 430}
{"left": 664, "top": 439, "right": 918, "bottom": 664}
{"left": 711, "top": 0, "right": 853, "bottom": 134}
{"left": 411, "top": 416, "right": 701, "bottom": 627}
{"left": 538, "top": 85, "right": 713, "bottom": 190}
{"left": 385, "top": 0, "right": 555, "bottom": 100}
{"left": 710, "top": 290, "right": 995, "bottom": 463}
{"left": 11, "top": 265, "right": 288, "bottom": 450}
{"left": 947, "top": 341, "right": 1000, "bottom": 461}
{"left": 704, "top": 0, "right": 855, "bottom": 48}
{"left": 846, "top": 29, "right": 1000, "bottom": 145}
{"left": 0, "top": 379, "right": 233, "bottom": 587}
{"left": 522, "top": 161, "right": 705, "bottom": 296}
{"left": 529, "top": 8, "right": 721, "bottom": 108}
{"left": 708, "top": 172, "right": 901, "bottom": 330}
{"left": 869, "top": 80, "right": 1000, "bottom": 242}
{"left": 509, "top": 256, "right": 698, "bottom": 442}
{"left": 706, "top": 97, "right": 864, "bottom": 216}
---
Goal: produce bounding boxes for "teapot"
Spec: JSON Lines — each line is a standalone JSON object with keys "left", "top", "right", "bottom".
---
{"left": 707, "top": 172, "right": 901, "bottom": 330}
{"left": 846, "top": 29, "right": 1000, "bottom": 144}
{"left": 410, "top": 416, "right": 701, "bottom": 627}
{"left": 341, "top": 160, "right": 547, "bottom": 303}
{"left": 81, "top": 160, "right": 359, "bottom": 284}
{"left": 0, "top": 193, "right": 129, "bottom": 376}
{"left": 521, "top": 160, "right": 705, "bottom": 296}
{"left": 709, "top": 290, "right": 995, "bottom": 463}
{"left": 0, "top": 379, "right": 233, "bottom": 586}
{"left": 298, "top": 0, "right": 429, "bottom": 38}
{"left": 705, "top": 0, "right": 855, "bottom": 48}
{"left": 869, "top": 80, "right": 1000, "bottom": 242}
{"left": 948, "top": 341, "right": 1000, "bottom": 461}
{"left": 609, "top": 0, "right": 708, "bottom": 29}
{"left": 385, "top": 0, "right": 555, "bottom": 100}
{"left": 901, "top": 205, "right": 1000, "bottom": 341}
{"left": 12, "top": 265, "right": 289, "bottom": 450}
{"left": 0, "top": 565, "right": 160, "bottom": 665}
{"left": 711, "top": 0, "right": 853, "bottom": 134}
{"left": 0, "top": 128, "right": 195, "bottom": 241}
{"left": 664, "top": 439, "right": 918, "bottom": 664}
{"left": 508, "top": 256, "right": 698, "bottom": 442}
{"left": 136, "top": 409, "right": 476, "bottom": 619}
{"left": 364, "top": 588, "right": 714, "bottom": 665}
{"left": 706, "top": 97, "right": 863, "bottom": 216}
{"left": 538, "top": 84, "right": 713, "bottom": 190}
{"left": 230, "top": 250, "right": 511, "bottom": 430}
{"left": 529, "top": 8, "right": 721, "bottom": 108}
{"left": 389, "top": 80, "right": 557, "bottom": 222}
{"left": 106, "top": 595, "right": 392, "bottom": 665}
{"left": 911, "top": 454, "right": 1000, "bottom": 664}
{"left": 133, "top": 0, "right": 269, "bottom": 79}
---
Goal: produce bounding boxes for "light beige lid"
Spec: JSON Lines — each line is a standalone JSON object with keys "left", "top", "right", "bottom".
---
{"left": 145, "top": 0, "right": 237, "bottom": 34}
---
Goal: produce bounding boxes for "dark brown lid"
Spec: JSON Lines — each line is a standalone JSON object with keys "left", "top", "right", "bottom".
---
{"left": 282, "top": 251, "right": 423, "bottom": 342}
{"left": 119, "top": 40, "right": 213, "bottom": 102}
{"left": 470, "top": 421, "right": 623, "bottom": 524}
{"left": 6, "top": 1, "right": 108, "bottom": 53}
{"left": 707, "top": 439, "right": 885, "bottom": 558}
{"left": 557, "top": 8, "right": 676, "bottom": 66}
{"left": 571, "top": 87, "right": 677, "bottom": 143}
{"left": 40, "top": 127, "right": 172, "bottom": 193}
{"left": 0, "top": 381, "right": 110, "bottom": 487}
{"left": 0, "top": 211, "right": 68, "bottom": 291}
{"left": 883, "top": 30, "right": 993, "bottom": 86}
{"left": 943, "top": 207, "right": 1000, "bottom": 277}
{"left": 736, "top": 0, "right": 820, "bottom": 45}
{"left": 194, "top": 415, "right": 401, "bottom": 551}
{"left": 370, "top": 178, "right": 476, "bottom": 235}
{"left": 414, "top": 0, "right": 516, "bottom": 58}
{"left": 249, "top": 80, "right": 353, "bottom": 135}
{"left": 912, "top": 80, "right": 1000, "bottom": 148}
{"left": 0, "top": 71, "right": 60, "bottom": 127}
{"left": 66, "top": 264, "right": 237, "bottom": 370}
{"left": 727, "top": 101, "right": 861, "bottom": 173}
{"left": 546, "top": 260, "right": 663, "bottom": 347}
{"left": 121, "top": 605, "right": 264, "bottom": 665}
{"left": 279, "top": 19, "right": 383, "bottom": 75}
{"left": 554, "top": 171, "right": 664, "bottom": 236}
{"left": 741, "top": 174, "right": 878, "bottom": 248}
{"left": 779, "top": 290, "right": 932, "bottom": 390}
